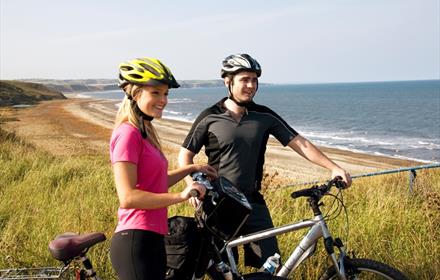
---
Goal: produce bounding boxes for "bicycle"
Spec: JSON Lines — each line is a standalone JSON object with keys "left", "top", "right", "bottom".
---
{"left": 178, "top": 173, "right": 409, "bottom": 280}
{"left": 1, "top": 175, "right": 409, "bottom": 280}
{"left": 0, "top": 232, "right": 106, "bottom": 280}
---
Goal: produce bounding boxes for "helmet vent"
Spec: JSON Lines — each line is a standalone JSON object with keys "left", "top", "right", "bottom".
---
{"left": 120, "top": 66, "right": 134, "bottom": 71}
{"left": 139, "top": 63, "right": 160, "bottom": 77}
{"left": 129, "top": 73, "right": 143, "bottom": 79}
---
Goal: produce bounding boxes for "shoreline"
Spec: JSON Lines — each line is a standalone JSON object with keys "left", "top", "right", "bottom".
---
{"left": 0, "top": 97, "right": 424, "bottom": 183}
{"left": 64, "top": 93, "right": 437, "bottom": 166}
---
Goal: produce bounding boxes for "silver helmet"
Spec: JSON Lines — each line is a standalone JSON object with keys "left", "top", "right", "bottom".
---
{"left": 221, "top": 54, "right": 262, "bottom": 78}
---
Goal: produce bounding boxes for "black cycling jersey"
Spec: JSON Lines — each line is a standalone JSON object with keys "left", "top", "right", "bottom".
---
{"left": 182, "top": 97, "right": 298, "bottom": 195}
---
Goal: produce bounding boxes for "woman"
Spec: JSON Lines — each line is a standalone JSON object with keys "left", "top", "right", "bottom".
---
{"left": 109, "top": 57, "right": 216, "bottom": 280}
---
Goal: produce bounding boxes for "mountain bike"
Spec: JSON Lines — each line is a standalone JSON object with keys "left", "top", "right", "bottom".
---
{"left": 177, "top": 173, "right": 409, "bottom": 280}
{"left": 1, "top": 175, "right": 409, "bottom": 280}
{"left": 0, "top": 232, "right": 106, "bottom": 280}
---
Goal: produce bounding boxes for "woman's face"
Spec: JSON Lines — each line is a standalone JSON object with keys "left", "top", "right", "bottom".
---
{"left": 134, "top": 84, "right": 169, "bottom": 118}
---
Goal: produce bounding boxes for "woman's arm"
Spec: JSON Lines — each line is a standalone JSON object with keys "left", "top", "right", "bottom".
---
{"left": 113, "top": 161, "right": 205, "bottom": 209}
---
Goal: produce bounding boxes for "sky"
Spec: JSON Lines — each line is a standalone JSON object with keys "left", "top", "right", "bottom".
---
{"left": 0, "top": 0, "right": 439, "bottom": 84}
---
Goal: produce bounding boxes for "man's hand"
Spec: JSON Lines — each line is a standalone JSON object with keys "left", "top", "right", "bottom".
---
{"left": 191, "top": 164, "right": 218, "bottom": 180}
{"left": 331, "top": 167, "right": 352, "bottom": 188}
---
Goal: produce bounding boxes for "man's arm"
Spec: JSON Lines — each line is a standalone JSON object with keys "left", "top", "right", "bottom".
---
{"left": 287, "top": 135, "right": 352, "bottom": 187}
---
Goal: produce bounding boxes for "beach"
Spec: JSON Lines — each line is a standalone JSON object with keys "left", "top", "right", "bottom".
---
{"left": 0, "top": 97, "right": 421, "bottom": 184}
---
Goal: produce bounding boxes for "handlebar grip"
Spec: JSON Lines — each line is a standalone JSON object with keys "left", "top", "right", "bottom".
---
{"left": 189, "top": 189, "right": 200, "bottom": 198}
{"left": 335, "top": 180, "right": 347, "bottom": 189}
{"left": 330, "top": 176, "right": 346, "bottom": 189}
{"left": 291, "top": 188, "right": 315, "bottom": 199}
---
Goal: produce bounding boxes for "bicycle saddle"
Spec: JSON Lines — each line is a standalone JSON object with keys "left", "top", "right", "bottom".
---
{"left": 48, "top": 232, "right": 106, "bottom": 262}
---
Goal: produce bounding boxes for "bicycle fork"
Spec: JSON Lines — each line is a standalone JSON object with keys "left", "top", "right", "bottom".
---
{"left": 320, "top": 219, "right": 348, "bottom": 280}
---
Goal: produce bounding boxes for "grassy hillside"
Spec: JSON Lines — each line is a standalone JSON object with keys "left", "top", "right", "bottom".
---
{"left": 0, "top": 127, "right": 439, "bottom": 279}
{"left": 0, "top": 80, "right": 66, "bottom": 106}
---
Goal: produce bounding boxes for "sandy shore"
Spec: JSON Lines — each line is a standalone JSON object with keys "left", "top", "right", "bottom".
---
{"left": 0, "top": 97, "right": 421, "bottom": 184}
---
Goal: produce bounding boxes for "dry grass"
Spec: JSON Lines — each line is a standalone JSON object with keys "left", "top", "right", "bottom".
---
{"left": 1, "top": 127, "right": 439, "bottom": 279}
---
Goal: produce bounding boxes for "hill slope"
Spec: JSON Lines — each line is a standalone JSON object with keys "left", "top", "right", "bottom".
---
{"left": 0, "top": 80, "right": 66, "bottom": 106}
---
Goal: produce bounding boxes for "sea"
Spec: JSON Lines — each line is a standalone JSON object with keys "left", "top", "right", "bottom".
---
{"left": 80, "top": 80, "right": 440, "bottom": 163}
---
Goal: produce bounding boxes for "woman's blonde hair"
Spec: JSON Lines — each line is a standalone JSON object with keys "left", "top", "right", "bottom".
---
{"left": 115, "top": 84, "right": 162, "bottom": 151}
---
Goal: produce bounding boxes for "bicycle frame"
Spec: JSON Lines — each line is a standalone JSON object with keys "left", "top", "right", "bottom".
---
{"left": 224, "top": 214, "right": 345, "bottom": 279}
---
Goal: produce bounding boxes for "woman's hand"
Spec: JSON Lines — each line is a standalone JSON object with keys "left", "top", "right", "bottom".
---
{"left": 191, "top": 164, "right": 218, "bottom": 179}
{"left": 180, "top": 181, "right": 206, "bottom": 201}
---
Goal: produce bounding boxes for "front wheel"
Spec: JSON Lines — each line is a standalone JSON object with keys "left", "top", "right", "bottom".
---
{"left": 319, "top": 258, "right": 408, "bottom": 280}
{"left": 207, "top": 271, "right": 287, "bottom": 280}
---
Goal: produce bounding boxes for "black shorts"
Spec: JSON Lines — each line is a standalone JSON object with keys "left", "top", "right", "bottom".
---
{"left": 110, "top": 229, "right": 166, "bottom": 280}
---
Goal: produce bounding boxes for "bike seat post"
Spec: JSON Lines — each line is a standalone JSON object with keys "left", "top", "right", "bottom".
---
{"left": 78, "top": 255, "right": 98, "bottom": 279}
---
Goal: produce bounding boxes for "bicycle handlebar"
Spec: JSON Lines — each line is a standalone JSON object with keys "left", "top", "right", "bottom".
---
{"left": 291, "top": 176, "right": 346, "bottom": 199}
{"left": 189, "top": 189, "right": 200, "bottom": 198}
{"left": 191, "top": 172, "right": 214, "bottom": 189}
{"left": 189, "top": 172, "right": 213, "bottom": 198}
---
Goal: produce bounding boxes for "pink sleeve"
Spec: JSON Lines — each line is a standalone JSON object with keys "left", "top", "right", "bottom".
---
{"left": 111, "top": 126, "right": 141, "bottom": 165}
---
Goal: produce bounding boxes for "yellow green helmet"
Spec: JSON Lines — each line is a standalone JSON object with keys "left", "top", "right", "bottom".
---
{"left": 118, "top": 57, "right": 180, "bottom": 89}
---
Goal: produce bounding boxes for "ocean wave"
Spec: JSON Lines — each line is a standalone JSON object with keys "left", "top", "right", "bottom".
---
{"left": 317, "top": 143, "right": 438, "bottom": 163}
{"left": 162, "top": 115, "right": 193, "bottom": 123}
{"left": 75, "top": 94, "right": 92, "bottom": 98}
{"left": 304, "top": 131, "right": 440, "bottom": 148}
{"left": 167, "top": 98, "right": 194, "bottom": 104}
{"left": 303, "top": 132, "right": 396, "bottom": 146}
{"left": 163, "top": 110, "right": 193, "bottom": 116}
{"left": 391, "top": 154, "right": 438, "bottom": 164}
{"left": 300, "top": 130, "right": 440, "bottom": 162}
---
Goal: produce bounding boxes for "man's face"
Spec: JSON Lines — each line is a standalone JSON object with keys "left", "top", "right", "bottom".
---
{"left": 227, "top": 71, "right": 258, "bottom": 102}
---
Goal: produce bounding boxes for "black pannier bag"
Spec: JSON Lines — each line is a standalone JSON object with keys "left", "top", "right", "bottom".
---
{"left": 165, "top": 216, "right": 201, "bottom": 280}
{"left": 202, "top": 176, "right": 252, "bottom": 241}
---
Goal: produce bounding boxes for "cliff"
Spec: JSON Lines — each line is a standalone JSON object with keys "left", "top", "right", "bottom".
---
{"left": 0, "top": 80, "right": 66, "bottom": 106}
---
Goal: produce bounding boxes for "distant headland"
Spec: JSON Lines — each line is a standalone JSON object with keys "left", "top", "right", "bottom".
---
{"left": 0, "top": 79, "right": 225, "bottom": 106}
{"left": 0, "top": 79, "right": 274, "bottom": 107}
{"left": 15, "top": 79, "right": 227, "bottom": 93}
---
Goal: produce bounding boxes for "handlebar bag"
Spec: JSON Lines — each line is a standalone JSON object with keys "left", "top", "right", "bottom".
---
{"left": 165, "top": 216, "right": 201, "bottom": 280}
{"left": 202, "top": 176, "right": 252, "bottom": 241}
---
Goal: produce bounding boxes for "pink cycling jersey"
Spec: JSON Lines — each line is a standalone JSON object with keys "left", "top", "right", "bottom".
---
{"left": 110, "top": 122, "right": 168, "bottom": 235}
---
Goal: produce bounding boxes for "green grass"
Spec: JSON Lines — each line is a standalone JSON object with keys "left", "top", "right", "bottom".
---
{"left": 1, "top": 127, "right": 439, "bottom": 279}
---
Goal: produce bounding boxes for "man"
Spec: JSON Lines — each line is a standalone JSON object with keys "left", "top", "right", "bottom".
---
{"left": 178, "top": 53, "right": 352, "bottom": 268}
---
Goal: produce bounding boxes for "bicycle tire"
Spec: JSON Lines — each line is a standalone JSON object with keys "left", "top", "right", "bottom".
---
{"left": 319, "top": 258, "right": 408, "bottom": 280}
{"left": 206, "top": 271, "right": 287, "bottom": 280}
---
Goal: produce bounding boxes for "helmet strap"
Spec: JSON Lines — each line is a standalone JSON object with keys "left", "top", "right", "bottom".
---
{"left": 130, "top": 99, "right": 153, "bottom": 139}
